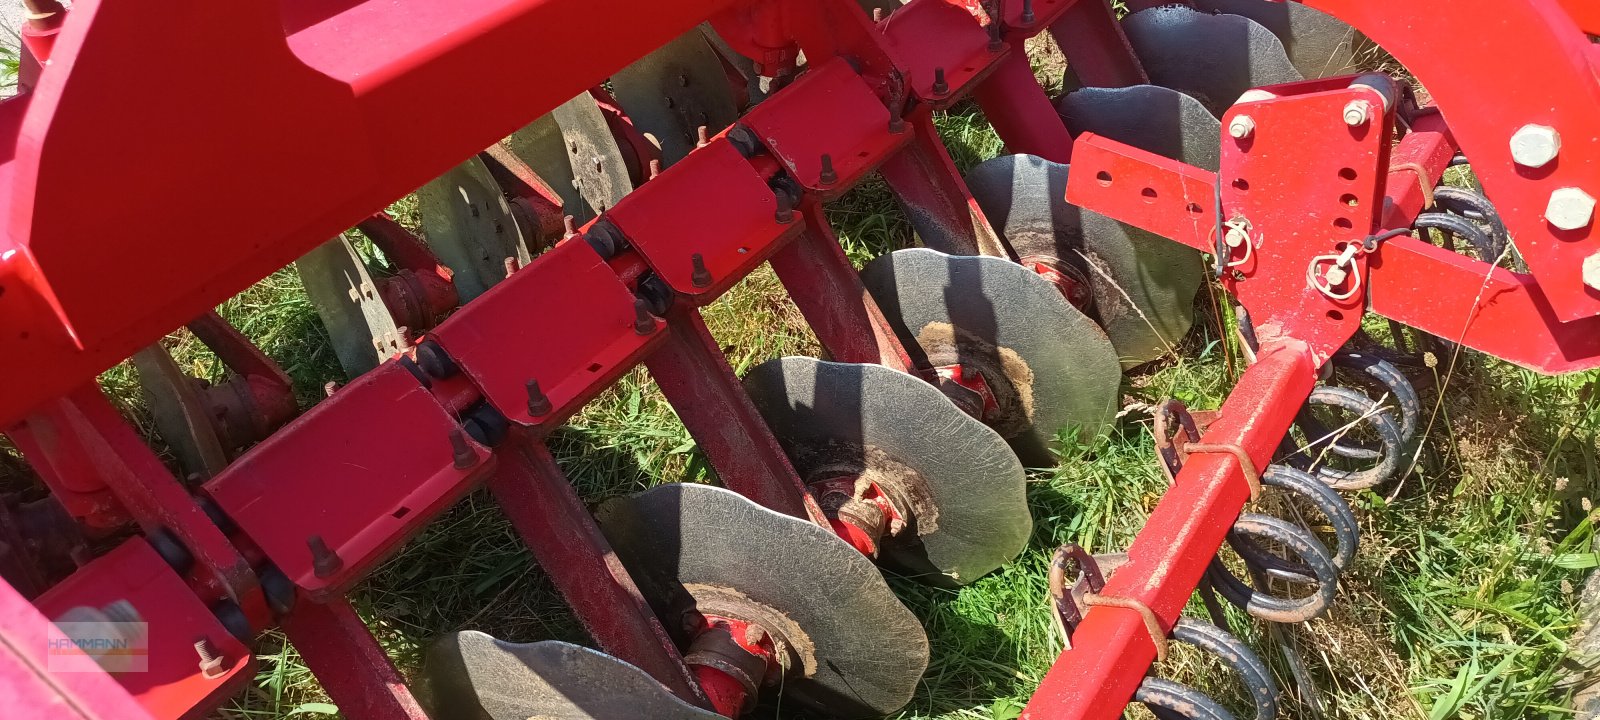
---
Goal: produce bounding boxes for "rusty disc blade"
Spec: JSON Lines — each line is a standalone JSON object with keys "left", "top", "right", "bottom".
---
{"left": 860, "top": 248, "right": 1121, "bottom": 466}
{"left": 295, "top": 234, "right": 406, "bottom": 378}
{"left": 1123, "top": 4, "right": 1301, "bottom": 117}
{"left": 596, "top": 483, "right": 929, "bottom": 719}
{"left": 1190, "top": 0, "right": 1367, "bottom": 80}
{"left": 743, "top": 356, "right": 1030, "bottom": 586}
{"left": 424, "top": 633, "right": 718, "bottom": 720}
{"left": 131, "top": 344, "right": 229, "bottom": 480}
{"left": 415, "top": 156, "right": 531, "bottom": 303}
{"left": 609, "top": 28, "right": 740, "bottom": 167}
{"left": 965, "top": 154, "right": 1202, "bottom": 368}
{"left": 501, "top": 93, "right": 637, "bottom": 224}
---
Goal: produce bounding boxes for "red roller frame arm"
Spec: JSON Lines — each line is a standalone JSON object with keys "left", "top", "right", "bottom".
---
{"left": 0, "top": 0, "right": 735, "bottom": 428}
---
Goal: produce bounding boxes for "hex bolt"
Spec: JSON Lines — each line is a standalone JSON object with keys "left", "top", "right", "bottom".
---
{"left": 677, "top": 73, "right": 690, "bottom": 88}
{"left": 774, "top": 190, "right": 796, "bottom": 224}
{"left": 1584, "top": 252, "right": 1600, "bottom": 292}
{"left": 525, "top": 379, "right": 552, "bottom": 417}
{"left": 872, "top": 7, "right": 885, "bottom": 22}
{"left": 818, "top": 153, "right": 838, "bottom": 186}
{"left": 562, "top": 215, "right": 577, "bottom": 239}
{"left": 633, "top": 298, "right": 658, "bottom": 335}
{"left": 503, "top": 257, "right": 519, "bottom": 279}
{"left": 449, "top": 428, "right": 476, "bottom": 469}
{"left": 1546, "top": 187, "right": 1597, "bottom": 230}
{"left": 696, "top": 125, "right": 710, "bottom": 148}
{"left": 306, "top": 535, "right": 343, "bottom": 579}
{"left": 1510, "top": 124, "right": 1561, "bottom": 169}
{"left": 690, "top": 253, "right": 713, "bottom": 288}
{"left": 1343, "top": 99, "right": 1371, "bottom": 127}
{"left": 323, "top": 381, "right": 340, "bottom": 398}
{"left": 932, "top": 67, "right": 949, "bottom": 96}
{"left": 1021, "top": 0, "right": 1035, "bottom": 23}
{"left": 1228, "top": 115, "right": 1256, "bottom": 140}
{"left": 194, "top": 637, "right": 226, "bottom": 680}
{"left": 648, "top": 158, "right": 661, "bottom": 180}
{"left": 887, "top": 71, "right": 908, "bottom": 134}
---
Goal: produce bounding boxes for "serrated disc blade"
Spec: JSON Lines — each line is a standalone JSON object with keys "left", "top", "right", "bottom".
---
{"left": 424, "top": 634, "right": 718, "bottom": 720}
{"left": 743, "top": 356, "right": 1030, "bottom": 586}
{"left": 860, "top": 248, "right": 1121, "bottom": 465}
{"left": 1191, "top": 0, "right": 1365, "bottom": 79}
{"left": 1059, "top": 85, "right": 1223, "bottom": 172}
{"left": 966, "top": 155, "right": 1201, "bottom": 368}
{"left": 596, "top": 483, "right": 928, "bottom": 719}
{"left": 1124, "top": 5, "right": 1301, "bottom": 117}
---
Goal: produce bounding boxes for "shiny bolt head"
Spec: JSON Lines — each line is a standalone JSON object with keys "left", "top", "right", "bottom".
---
{"left": 1546, "top": 187, "right": 1596, "bottom": 230}
{"left": 1583, "top": 252, "right": 1600, "bottom": 292}
{"left": 1510, "top": 124, "right": 1561, "bottom": 169}
{"left": 1227, "top": 115, "right": 1255, "bottom": 140}
{"left": 1343, "top": 99, "right": 1371, "bottom": 127}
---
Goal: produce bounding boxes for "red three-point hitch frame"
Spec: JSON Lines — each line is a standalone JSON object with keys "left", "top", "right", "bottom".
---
{"left": 3, "top": 1, "right": 1600, "bottom": 719}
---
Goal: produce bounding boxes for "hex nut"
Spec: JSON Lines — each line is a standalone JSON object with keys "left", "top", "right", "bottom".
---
{"left": 1343, "top": 100, "right": 1370, "bottom": 127}
{"left": 1228, "top": 115, "right": 1255, "bottom": 140}
{"left": 1584, "top": 252, "right": 1600, "bottom": 292}
{"left": 1546, "top": 187, "right": 1596, "bottom": 231}
{"left": 1510, "top": 124, "right": 1561, "bottom": 169}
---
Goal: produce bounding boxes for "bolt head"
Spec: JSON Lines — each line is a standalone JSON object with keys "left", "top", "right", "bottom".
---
{"left": 1546, "top": 187, "right": 1596, "bottom": 231}
{"left": 1343, "top": 100, "right": 1370, "bottom": 127}
{"left": 1510, "top": 124, "right": 1561, "bottom": 169}
{"left": 1228, "top": 115, "right": 1255, "bottom": 140}
{"left": 1584, "top": 252, "right": 1600, "bottom": 292}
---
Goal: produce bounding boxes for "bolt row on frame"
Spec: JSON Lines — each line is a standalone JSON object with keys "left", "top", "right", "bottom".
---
{"left": 3, "top": 1, "right": 1600, "bottom": 720}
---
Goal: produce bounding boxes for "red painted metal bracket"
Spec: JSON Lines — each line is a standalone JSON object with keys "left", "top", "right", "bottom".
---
{"left": 430, "top": 239, "right": 664, "bottom": 429}
{"left": 202, "top": 362, "right": 492, "bottom": 600}
{"left": 0, "top": 0, "right": 740, "bottom": 429}
{"left": 1305, "top": 0, "right": 1600, "bottom": 322}
{"left": 740, "top": 59, "right": 909, "bottom": 198}
{"left": 36, "top": 539, "right": 255, "bottom": 720}
{"left": 608, "top": 139, "right": 800, "bottom": 301}
{"left": 1, "top": 571, "right": 154, "bottom": 720}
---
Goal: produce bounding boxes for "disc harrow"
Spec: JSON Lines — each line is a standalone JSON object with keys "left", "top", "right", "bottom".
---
{"left": 4, "top": 1, "right": 1600, "bottom": 719}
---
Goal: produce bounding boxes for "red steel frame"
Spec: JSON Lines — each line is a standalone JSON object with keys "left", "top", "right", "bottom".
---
{"left": 3, "top": 1, "right": 1600, "bottom": 719}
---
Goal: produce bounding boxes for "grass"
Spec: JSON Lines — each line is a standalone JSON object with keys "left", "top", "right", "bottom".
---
{"left": 7, "top": 32, "right": 1598, "bottom": 720}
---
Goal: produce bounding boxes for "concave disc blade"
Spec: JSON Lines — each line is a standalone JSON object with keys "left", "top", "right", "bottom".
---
{"left": 596, "top": 483, "right": 928, "bottom": 720}
{"left": 1123, "top": 5, "right": 1301, "bottom": 117}
{"left": 860, "top": 248, "right": 1121, "bottom": 465}
{"left": 610, "top": 29, "right": 740, "bottom": 167}
{"left": 424, "top": 633, "right": 718, "bottom": 720}
{"left": 501, "top": 94, "right": 636, "bottom": 224}
{"left": 295, "top": 234, "right": 404, "bottom": 378}
{"left": 743, "top": 356, "right": 1030, "bottom": 586}
{"left": 1190, "top": 0, "right": 1366, "bottom": 79}
{"left": 1059, "top": 84, "right": 1223, "bottom": 172}
{"left": 416, "top": 156, "right": 531, "bottom": 302}
{"left": 965, "top": 155, "right": 1201, "bottom": 369}
{"left": 131, "top": 345, "right": 229, "bottom": 480}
